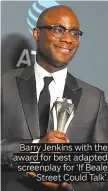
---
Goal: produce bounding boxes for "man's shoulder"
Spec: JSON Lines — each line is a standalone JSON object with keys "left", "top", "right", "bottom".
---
{"left": 74, "top": 76, "right": 105, "bottom": 108}
{"left": 2, "top": 65, "right": 34, "bottom": 82}
{"left": 69, "top": 73, "right": 103, "bottom": 98}
{"left": 2, "top": 68, "right": 24, "bottom": 79}
{"left": 77, "top": 78, "right": 100, "bottom": 91}
{"left": 1, "top": 68, "right": 25, "bottom": 91}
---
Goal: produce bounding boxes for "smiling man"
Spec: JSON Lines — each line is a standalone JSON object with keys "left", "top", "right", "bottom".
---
{"left": 33, "top": 5, "right": 81, "bottom": 72}
{"left": 1, "top": 5, "right": 108, "bottom": 191}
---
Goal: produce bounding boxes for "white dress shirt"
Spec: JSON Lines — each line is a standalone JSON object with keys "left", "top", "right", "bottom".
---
{"left": 33, "top": 62, "right": 67, "bottom": 143}
{"left": 34, "top": 62, "right": 67, "bottom": 109}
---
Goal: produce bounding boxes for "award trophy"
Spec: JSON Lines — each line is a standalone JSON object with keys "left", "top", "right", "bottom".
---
{"left": 50, "top": 98, "right": 75, "bottom": 190}
{"left": 51, "top": 98, "right": 74, "bottom": 133}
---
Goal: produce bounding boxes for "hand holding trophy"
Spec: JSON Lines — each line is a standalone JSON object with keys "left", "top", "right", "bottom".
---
{"left": 27, "top": 98, "right": 74, "bottom": 190}
{"left": 43, "top": 98, "right": 74, "bottom": 189}
{"left": 39, "top": 98, "right": 74, "bottom": 190}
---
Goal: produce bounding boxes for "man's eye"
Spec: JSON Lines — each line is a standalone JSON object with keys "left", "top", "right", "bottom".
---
{"left": 53, "top": 27, "right": 63, "bottom": 33}
{"left": 71, "top": 30, "right": 79, "bottom": 36}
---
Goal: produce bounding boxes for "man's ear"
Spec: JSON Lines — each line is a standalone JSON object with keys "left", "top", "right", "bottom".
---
{"left": 33, "top": 28, "right": 40, "bottom": 40}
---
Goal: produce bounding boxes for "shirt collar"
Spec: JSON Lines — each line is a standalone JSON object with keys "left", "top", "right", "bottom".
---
{"left": 34, "top": 62, "right": 67, "bottom": 84}
{"left": 52, "top": 66, "right": 67, "bottom": 85}
{"left": 34, "top": 62, "right": 51, "bottom": 80}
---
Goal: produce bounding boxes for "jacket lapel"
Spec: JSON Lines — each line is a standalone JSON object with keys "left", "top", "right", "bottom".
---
{"left": 63, "top": 72, "right": 82, "bottom": 141}
{"left": 63, "top": 72, "right": 82, "bottom": 112}
{"left": 16, "top": 65, "right": 40, "bottom": 139}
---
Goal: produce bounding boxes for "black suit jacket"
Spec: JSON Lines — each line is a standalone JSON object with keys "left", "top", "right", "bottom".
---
{"left": 1, "top": 65, "right": 108, "bottom": 191}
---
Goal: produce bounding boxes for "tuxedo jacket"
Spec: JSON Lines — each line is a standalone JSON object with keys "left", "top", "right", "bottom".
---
{"left": 1, "top": 65, "right": 108, "bottom": 191}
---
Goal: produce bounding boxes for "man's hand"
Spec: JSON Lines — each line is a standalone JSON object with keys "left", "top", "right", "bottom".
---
{"left": 27, "top": 130, "right": 70, "bottom": 190}
{"left": 39, "top": 130, "right": 69, "bottom": 143}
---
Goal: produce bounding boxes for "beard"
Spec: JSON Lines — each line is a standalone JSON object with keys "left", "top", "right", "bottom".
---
{"left": 37, "top": 49, "right": 69, "bottom": 69}
{"left": 51, "top": 59, "right": 68, "bottom": 68}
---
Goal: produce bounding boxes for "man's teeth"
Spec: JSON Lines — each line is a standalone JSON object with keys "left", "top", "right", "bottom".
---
{"left": 61, "top": 48, "right": 69, "bottom": 51}
{"left": 58, "top": 47, "right": 70, "bottom": 51}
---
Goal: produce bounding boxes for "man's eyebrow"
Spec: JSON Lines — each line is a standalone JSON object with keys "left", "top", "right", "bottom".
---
{"left": 49, "top": 24, "right": 79, "bottom": 30}
{"left": 70, "top": 27, "right": 79, "bottom": 30}
{"left": 42, "top": 23, "right": 80, "bottom": 31}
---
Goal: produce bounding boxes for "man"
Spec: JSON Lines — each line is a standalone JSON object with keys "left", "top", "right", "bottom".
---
{"left": 1, "top": 5, "right": 108, "bottom": 191}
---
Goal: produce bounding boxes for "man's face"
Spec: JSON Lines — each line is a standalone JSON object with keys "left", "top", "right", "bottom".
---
{"left": 35, "top": 8, "right": 80, "bottom": 68}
